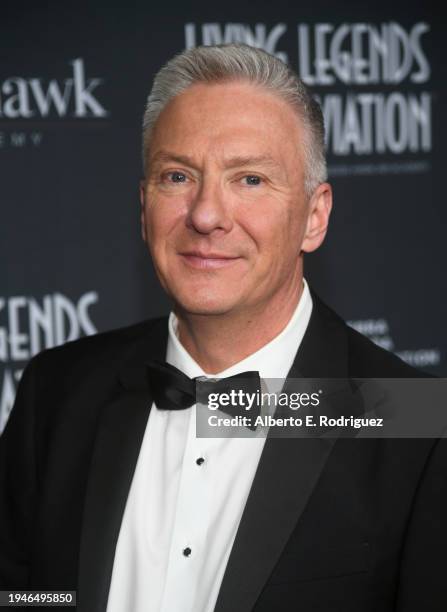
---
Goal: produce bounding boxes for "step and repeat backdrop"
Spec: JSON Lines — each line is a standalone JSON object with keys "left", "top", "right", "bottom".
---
{"left": 1, "top": 0, "right": 445, "bottom": 431}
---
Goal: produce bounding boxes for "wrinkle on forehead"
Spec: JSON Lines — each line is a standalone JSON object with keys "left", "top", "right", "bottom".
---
{"left": 150, "top": 151, "right": 286, "bottom": 171}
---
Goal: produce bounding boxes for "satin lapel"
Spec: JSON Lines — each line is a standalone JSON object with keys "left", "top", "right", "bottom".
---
{"left": 77, "top": 318, "right": 168, "bottom": 612}
{"left": 214, "top": 295, "right": 349, "bottom": 612}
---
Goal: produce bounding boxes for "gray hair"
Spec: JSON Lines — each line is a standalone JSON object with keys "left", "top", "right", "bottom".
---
{"left": 142, "top": 43, "right": 327, "bottom": 197}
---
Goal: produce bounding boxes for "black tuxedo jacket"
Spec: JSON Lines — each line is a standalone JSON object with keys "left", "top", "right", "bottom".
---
{"left": 0, "top": 294, "right": 446, "bottom": 611}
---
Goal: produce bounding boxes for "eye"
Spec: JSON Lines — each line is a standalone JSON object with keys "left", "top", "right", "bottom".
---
{"left": 165, "top": 171, "right": 187, "bottom": 183}
{"left": 242, "top": 175, "right": 262, "bottom": 186}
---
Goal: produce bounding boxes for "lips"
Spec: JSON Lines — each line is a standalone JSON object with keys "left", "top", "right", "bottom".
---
{"left": 179, "top": 251, "right": 241, "bottom": 270}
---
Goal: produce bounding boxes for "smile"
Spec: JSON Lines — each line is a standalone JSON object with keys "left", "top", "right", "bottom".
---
{"left": 179, "top": 252, "right": 242, "bottom": 270}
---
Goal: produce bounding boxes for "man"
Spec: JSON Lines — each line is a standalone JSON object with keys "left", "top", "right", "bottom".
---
{"left": 0, "top": 44, "right": 446, "bottom": 612}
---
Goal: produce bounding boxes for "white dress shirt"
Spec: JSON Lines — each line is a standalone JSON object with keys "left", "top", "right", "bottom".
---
{"left": 106, "top": 280, "right": 312, "bottom": 612}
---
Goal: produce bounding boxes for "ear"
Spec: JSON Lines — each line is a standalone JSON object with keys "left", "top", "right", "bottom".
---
{"left": 140, "top": 179, "right": 148, "bottom": 243}
{"left": 301, "top": 182, "right": 333, "bottom": 253}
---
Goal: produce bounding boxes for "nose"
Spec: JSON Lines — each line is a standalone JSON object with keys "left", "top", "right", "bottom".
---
{"left": 186, "top": 177, "right": 233, "bottom": 235}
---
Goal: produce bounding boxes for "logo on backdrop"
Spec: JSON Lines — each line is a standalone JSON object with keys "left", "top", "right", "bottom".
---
{"left": 184, "top": 22, "right": 432, "bottom": 176}
{"left": 348, "top": 318, "right": 441, "bottom": 369}
{"left": 185, "top": 23, "right": 288, "bottom": 62}
{"left": 0, "top": 59, "right": 108, "bottom": 150}
{"left": 0, "top": 291, "right": 99, "bottom": 432}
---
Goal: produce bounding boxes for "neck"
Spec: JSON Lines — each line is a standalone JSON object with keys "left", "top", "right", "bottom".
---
{"left": 175, "top": 279, "right": 304, "bottom": 374}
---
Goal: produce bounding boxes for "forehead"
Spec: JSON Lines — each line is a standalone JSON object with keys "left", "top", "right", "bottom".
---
{"left": 149, "top": 81, "right": 305, "bottom": 168}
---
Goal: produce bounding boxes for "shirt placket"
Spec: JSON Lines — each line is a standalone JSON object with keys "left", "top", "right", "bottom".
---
{"left": 159, "top": 403, "right": 211, "bottom": 612}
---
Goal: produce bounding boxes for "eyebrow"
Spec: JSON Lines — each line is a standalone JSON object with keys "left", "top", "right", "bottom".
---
{"left": 149, "top": 150, "right": 282, "bottom": 171}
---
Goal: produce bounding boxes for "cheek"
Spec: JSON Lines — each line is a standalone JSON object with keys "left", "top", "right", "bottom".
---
{"left": 239, "top": 204, "right": 292, "bottom": 254}
{"left": 282, "top": 200, "right": 308, "bottom": 244}
{"left": 244, "top": 208, "right": 306, "bottom": 274}
{"left": 145, "top": 200, "right": 183, "bottom": 246}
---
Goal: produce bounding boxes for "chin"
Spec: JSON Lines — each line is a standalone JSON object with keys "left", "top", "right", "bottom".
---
{"left": 172, "top": 291, "right": 240, "bottom": 317}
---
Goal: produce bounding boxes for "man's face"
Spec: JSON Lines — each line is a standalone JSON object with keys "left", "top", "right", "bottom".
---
{"left": 141, "top": 81, "right": 330, "bottom": 317}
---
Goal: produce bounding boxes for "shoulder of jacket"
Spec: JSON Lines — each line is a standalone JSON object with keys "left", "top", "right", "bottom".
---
{"left": 28, "top": 316, "right": 168, "bottom": 374}
{"left": 345, "top": 324, "right": 428, "bottom": 378}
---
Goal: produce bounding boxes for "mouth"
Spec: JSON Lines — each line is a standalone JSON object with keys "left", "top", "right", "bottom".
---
{"left": 179, "top": 251, "right": 242, "bottom": 270}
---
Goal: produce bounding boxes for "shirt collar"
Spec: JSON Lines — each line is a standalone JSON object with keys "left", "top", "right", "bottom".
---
{"left": 166, "top": 278, "right": 312, "bottom": 380}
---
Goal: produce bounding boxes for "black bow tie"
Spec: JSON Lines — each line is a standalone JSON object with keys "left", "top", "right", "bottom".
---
{"left": 146, "top": 360, "right": 261, "bottom": 431}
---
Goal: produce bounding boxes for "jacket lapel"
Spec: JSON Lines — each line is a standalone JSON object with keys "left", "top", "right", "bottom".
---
{"left": 214, "top": 295, "right": 349, "bottom": 612}
{"left": 77, "top": 318, "right": 168, "bottom": 612}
